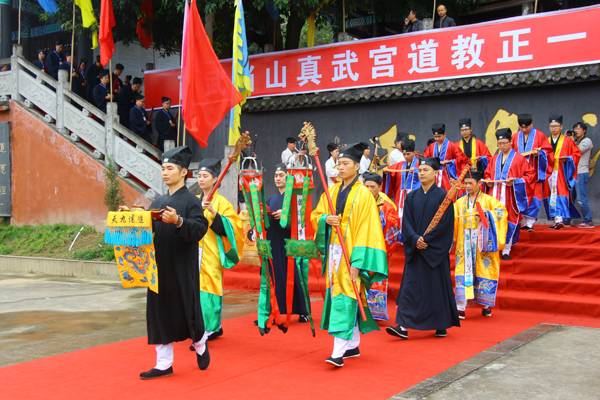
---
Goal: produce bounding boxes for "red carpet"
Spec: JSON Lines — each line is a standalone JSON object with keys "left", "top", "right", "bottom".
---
{"left": 1, "top": 305, "right": 600, "bottom": 400}
{"left": 228, "top": 226, "right": 600, "bottom": 318}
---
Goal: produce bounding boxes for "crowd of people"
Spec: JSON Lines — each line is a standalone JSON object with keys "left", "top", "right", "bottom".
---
{"left": 32, "top": 42, "right": 177, "bottom": 151}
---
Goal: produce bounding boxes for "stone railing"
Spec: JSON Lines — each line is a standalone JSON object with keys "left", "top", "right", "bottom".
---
{"left": 0, "top": 46, "right": 163, "bottom": 197}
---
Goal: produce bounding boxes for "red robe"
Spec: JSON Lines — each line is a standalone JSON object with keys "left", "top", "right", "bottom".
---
{"left": 484, "top": 149, "right": 534, "bottom": 245}
{"left": 512, "top": 128, "right": 554, "bottom": 219}
{"left": 424, "top": 138, "right": 469, "bottom": 190}
{"left": 542, "top": 134, "right": 581, "bottom": 220}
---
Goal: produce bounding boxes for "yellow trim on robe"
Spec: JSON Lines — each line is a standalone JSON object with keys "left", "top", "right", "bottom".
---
{"left": 198, "top": 192, "right": 244, "bottom": 296}
{"left": 453, "top": 192, "right": 507, "bottom": 301}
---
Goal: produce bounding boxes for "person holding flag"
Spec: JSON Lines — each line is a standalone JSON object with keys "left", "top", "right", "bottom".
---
{"left": 311, "top": 142, "right": 388, "bottom": 368}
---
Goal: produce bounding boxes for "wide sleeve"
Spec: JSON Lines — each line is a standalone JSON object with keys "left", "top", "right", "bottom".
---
{"left": 511, "top": 157, "right": 532, "bottom": 213}
{"left": 422, "top": 193, "right": 455, "bottom": 269}
{"left": 563, "top": 138, "right": 581, "bottom": 188}
{"left": 349, "top": 188, "right": 388, "bottom": 285}
{"left": 538, "top": 133, "right": 554, "bottom": 181}
{"left": 490, "top": 196, "right": 508, "bottom": 251}
{"left": 401, "top": 191, "right": 420, "bottom": 251}
{"left": 218, "top": 197, "right": 245, "bottom": 262}
{"left": 175, "top": 198, "right": 209, "bottom": 243}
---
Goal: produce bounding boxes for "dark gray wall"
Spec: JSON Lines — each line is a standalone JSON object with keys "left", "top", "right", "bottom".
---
{"left": 240, "top": 81, "right": 600, "bottom": 221}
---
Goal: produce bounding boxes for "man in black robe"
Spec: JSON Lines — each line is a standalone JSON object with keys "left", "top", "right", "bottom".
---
{"left": 118, "top": 77, "right": 142, "bottom": 127}
{"left": 387, "top": 157, "right": 460, "bottom": 339}
{"left": 153, "top": 97, "right": 177, "bottom": 151}
{"left": 139, "top": 146, "right": 210, "bottom": 379}
{"left": 129, "top": 93, "right": 150, "bottom": 142}
{"left": 92, "top": 70, "right": 110, "bottom": 113}
{"left": 266, "top": 164, "right": 308, "bottom": 322}
{"left": 46, "top": 42, "right": 65, "bottom": 80}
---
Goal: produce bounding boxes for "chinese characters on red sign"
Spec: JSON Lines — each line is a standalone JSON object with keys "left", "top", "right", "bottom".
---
{"left": 144, "top": 5, "right": 600, "bottom": 109}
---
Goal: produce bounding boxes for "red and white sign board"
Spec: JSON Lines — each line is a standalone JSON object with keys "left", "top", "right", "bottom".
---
{"left": 144, "top": 5, "right": 600, "bottom": 109}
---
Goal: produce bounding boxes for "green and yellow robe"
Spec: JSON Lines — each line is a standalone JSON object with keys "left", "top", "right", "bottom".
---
{"left": 311, "top": 180, "right": 388, "bottom": 340}
{"left": 453, "top": 192, "right": 507, "bottom": 308}
{"left": 198, "top": 192, "right": 244, "bottom": 332}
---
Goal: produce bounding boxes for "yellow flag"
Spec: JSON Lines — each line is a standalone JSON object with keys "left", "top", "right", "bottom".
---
{"left": 75, "top": 0, "right": 98, "bottom": 49}
{"left": 228, "top": 0, "right": 253, "bottom": 145}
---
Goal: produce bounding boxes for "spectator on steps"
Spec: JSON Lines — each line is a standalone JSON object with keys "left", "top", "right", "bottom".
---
{"left": 153, "top": 97, "right": 177, "bottom": 151}
{"left": 129, "top": 93, "right": 151, "bottom": 143}
{"left": 574, "top": 122, "right": 594, "bottom": 228}
{"left": 92, "top": 70, "right": 111, "bottom": 113}
{"left": 118, "top": 77, "right": 142, "bottom": 128}
{"left": 46, "top": 42, "right": 65, "bottom": 80}
{"left": 33, "top": 50, "right": 47, "bottom": 73}
{"left": 85, "top": 56, "right": 102, "bottom": 101}
{"left": 112, "top": 63, "right": 124, "bottom": 97}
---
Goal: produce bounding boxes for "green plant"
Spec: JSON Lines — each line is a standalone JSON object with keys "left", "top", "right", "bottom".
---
{"left": 104, "top": 159, "right": 124, "bottom": 212}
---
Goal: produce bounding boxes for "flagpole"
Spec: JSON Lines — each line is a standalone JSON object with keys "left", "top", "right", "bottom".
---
{"left": 534, "top": 0, "right": 538, "bottom": 13}
{"left": 17, "top": 0, "right": 22, "bottom": 45}
{"left": 109, "top": 59, "right": 113, "bottom": 104}
{"left": 70, "top": 1, "right": 76, "bottom": 90}
{"left": 177, "top": 105, "right": 182, "bottom": 146}
{"left": 432, "top": 0, "right": 437, "bottom": 27}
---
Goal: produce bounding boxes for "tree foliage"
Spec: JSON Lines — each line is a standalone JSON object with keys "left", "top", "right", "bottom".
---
{"left": 49, "top": 0, "right": 480, "bottom": 57}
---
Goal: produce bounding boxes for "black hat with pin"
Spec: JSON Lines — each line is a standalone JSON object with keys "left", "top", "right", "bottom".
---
{"left": 339, "top": 142, "right": 369, "bottom": 163}
{"left": 468, "top": 168, "right": 484, "bottom": 181}
{"left": 363, "top": 172, "right": 383, "bottom": 185}
{"left": 432, "top": 123, "right": 446, "bottom": 135}
{"left": 517, "top": 113, "right": 533, "bottom": 127}
{"left": 495, "top": 128, "right": 512, "bottom": 141}
{"left": 402, "top": 138, "right": 416, "bottom": 152}
{"left": 395, "top": 132, "right": 409, "bottom": 143}
{"left": 198, "top": 158, "right": 222, "bottom": 176}
{"left": 134, "top": 93, "right": 144, "bottom": 101}
{"left": 161, "top": 96, "right": 171, "bottom": 103}
{"left": 274, "top": 163, "right": 287, "bottom": 173}
{"left": 421, "top": 157, "right": 441, "bottom": 171}
{"left": 162, "top": 146, "right": 192, "bottom": 168}
{"left": 459, "top": 118, "right": 471, "bottom": 129}
{"left": 549, "top": 114, "right": 563, "bottom": 124}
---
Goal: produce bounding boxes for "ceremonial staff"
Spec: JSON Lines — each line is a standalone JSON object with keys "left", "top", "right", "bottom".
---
{"left": 205, "top": 131, "right": 252, "bottom": 202}
{"left": 424, "top": 164, "right": 471, "bottom": 235}
{"left": 299, "top": 122, "right": 367, "bottom": 321}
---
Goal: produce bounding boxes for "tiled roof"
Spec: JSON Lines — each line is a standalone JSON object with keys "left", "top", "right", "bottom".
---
{"left": 245, "top": 63, "right": 600, "bottom": 112}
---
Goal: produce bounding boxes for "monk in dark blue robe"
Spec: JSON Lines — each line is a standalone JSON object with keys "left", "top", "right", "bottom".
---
{"left": 387, "top": 157, "right": 460, "bottom": 339}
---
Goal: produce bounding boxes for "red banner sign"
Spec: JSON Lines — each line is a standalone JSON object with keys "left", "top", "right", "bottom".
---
{"left": 144, "top": 5, "right": 600, "bottom": 109}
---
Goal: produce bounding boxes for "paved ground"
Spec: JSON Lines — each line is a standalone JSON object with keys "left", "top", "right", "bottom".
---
{"left": 0, "top": 273, "right": 257, "bottom": 367}
{"left": 415, "top": 325, "right": 600, "bottom": 400}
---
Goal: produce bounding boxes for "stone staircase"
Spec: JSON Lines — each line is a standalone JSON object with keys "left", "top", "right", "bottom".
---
{"left": 0, "top": 46, "right": 163, "bottom": 198}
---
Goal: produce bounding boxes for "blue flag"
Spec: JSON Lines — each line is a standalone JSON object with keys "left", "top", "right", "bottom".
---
{"left": 37, "top": 0, "right": 59, "bottom": 14}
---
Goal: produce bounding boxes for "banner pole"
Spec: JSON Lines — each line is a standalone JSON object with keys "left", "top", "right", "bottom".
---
{"left": 432, "top": 0, "right": 437, "bottom": 28}
{"left": 17, "top": 0, "right": 22, "bottom": 45}
{"left": 70, "top": 1, "right": 76, "bottom": 91}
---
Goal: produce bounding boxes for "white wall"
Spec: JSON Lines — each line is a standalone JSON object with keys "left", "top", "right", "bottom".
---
{"left": 95, "top": 42, "right": 181, "bottom": 79}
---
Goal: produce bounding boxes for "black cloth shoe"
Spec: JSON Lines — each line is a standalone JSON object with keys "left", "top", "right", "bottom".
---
{"left": 208, "top": 328, "right": 223, "bottom": 341}
{"left": 325, "top": 357, "right": 344, "bottom": 367}
{"left": 196, "top": 344, "right": 210, "bottom": 370}
{"left": 435, "top": 329, "right": 448, "bottom": 337}
{"left": 342, "top": 347, "right": 360, "bottom": 359}
{"left": 501, "top": 254, "right": 511, "bottom": 260}
{"left": 386, "top": 325, "right": 408, "bottom": 339}
{"left": 458, "top": 310, "right": 466, "bottom": 320}
{"left": 140, "top": 367, "right": 173, "bottom": 380}
{"left": 189, "top": 344, "right": 195, "bottom": 352}
{"left": 482, "top": 307, "right": 493, "bottom": 317}
{"left": 298, "top": 315, "right": 310, "bottom": 323}
{"left": 554, "top": 222, "right": 564, "bottom": 230}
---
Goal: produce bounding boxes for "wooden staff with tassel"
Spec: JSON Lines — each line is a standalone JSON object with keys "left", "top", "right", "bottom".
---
{"left": 424, "top": 164, "right": 471, "bottom": 235}
{"left": 300, "top": 122, "right": 367, "bottom": 321}
{"left": 205, "top": 131, "right": 252, "bottom": 202}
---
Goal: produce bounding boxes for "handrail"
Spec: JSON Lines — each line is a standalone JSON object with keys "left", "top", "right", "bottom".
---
{"left": 8, "top": 48, "right": 164, "bottom": 195}
{"left": 113, "top": 122, "right": 162, "bottom": 159}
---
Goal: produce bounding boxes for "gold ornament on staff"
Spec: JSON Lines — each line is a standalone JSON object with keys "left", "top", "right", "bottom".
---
{"left": 299, "top": 122, "right": 367, "bottom": 321}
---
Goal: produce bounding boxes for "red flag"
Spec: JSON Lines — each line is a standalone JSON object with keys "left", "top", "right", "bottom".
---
{"left": 136, "top": 0, "right": 154, "bottom": 49}
{"left": 181, "top": 0, "right": 242, "bottom": 147}
{"left": 99, "top": 0, "right": 116, "bottom": 67}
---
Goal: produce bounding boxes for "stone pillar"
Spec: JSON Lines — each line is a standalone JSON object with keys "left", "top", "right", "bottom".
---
{"left": 0, "top": 1, "right": 11, "bottom": 59}
{"left": 105, "top": 102, "right": 118, "bottom": 165}
{"left": 56, "top": 69, "right": 68, "bottom": 133}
